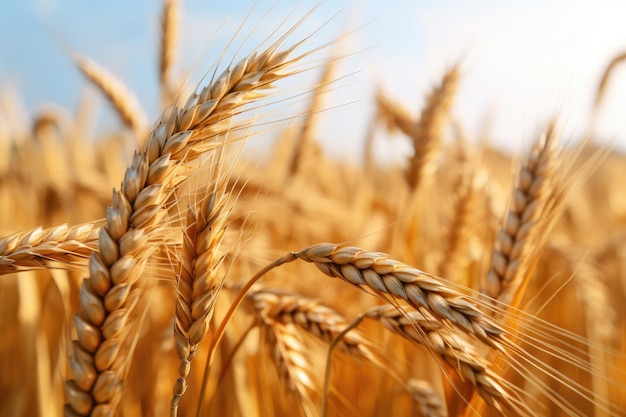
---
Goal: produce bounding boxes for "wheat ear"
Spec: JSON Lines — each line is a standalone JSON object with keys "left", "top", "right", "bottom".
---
{"left": 366, "top": 304, "right": 528, "bottom": 416}
{"left": 248, "top": 288, "right": 379, "bottom": 361}
{"left": 0, "top": 222, "right": 99, "bottom": 275}
{"left": 405, "top": 379, "right": 446, "bottom": 417}
{"left": 376, "top": 89, "right": 414, "bottom": 137}
{"left": 294, "top": 243, "right": 504, "bottom": 347}
{"left": 66, "top": 38, "right": 316, "bottom": 417}
{"left": 483, "top": 125, "right": 560, "bottom": 307}
{"left": 73, "top": 54, "right": 148, "bottom": 137}
{"left": 251, "top": 288, "right": 464, "bottom": 417}
{"left": 265, "top": 319, "right": 318, "bottom": 416}
{"left": 159, "top": 0, "right": 180, "bottom": 109}
{"left": 171, "top": 181, "right": 229, "bottom": 416}
{"left": 406, "top": 65, "right": 459, "bottom": 190}
{"left": 438, "top": 166, "right": 481, "bottom": 285}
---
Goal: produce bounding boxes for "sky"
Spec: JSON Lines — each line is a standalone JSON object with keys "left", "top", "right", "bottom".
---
{"left": 2, "top": 0, "right": 626, "bottom": 160}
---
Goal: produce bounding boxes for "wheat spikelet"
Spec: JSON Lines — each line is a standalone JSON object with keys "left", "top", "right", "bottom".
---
{"left": 483, "top": 125, "right": 560, "bottom": 307}
{"left": 73, "top": 54, "right": 148, "bottom": 137}
{"left": 66, "top": 35, "right": 319, "bottom": 416}
{"left": 171, "top": 178, "right": 229, "bottom": 415}
{"left": 0, "top": 223, "right": 99, "bottom": 275}
{"left": 406, "top": 65, "right": 459, "bottom": 190}
{"left": 405, "top": 379, "right": 446, "bottom": 417}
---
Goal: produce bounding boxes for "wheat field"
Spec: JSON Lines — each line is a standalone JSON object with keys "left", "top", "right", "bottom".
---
{"left": 1, "top": 2, "right": 626, "bottom": 416}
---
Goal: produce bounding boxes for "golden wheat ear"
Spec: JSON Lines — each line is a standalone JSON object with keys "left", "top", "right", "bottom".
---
{"left": 159, "top": 0, "right": 180, "bottom": 110}
{"left": 171, "top": 170, "right": 229, "bottom": 416}
{"left": 406, "top": 65, "right": 460, "bottom": 191}
{"left": 0, "top": 222, "right": 99, "bottom": 275}
{"left": 65, "top": 15, "right": 339, "bottom": 416}
{"left": 483, "top": 124, "right": 561, "bottom": 309}
{"left": 376, "top": 88, "right": 414, "bottom": 138}
{"left": 72, "top": 53, "right": 148, "bottom": 138}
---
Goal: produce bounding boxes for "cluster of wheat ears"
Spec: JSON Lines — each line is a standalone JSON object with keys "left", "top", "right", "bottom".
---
{"left": 1, "top": 2, "right": 626, "bottom": 416}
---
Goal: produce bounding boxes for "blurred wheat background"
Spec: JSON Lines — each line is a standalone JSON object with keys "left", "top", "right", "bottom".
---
{"left": 1, "top": 1, "right": 625, "bottom": 416}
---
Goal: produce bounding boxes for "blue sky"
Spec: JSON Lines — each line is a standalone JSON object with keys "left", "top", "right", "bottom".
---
{"left": 2, "top": 1, "right": 626, "bottom": 158}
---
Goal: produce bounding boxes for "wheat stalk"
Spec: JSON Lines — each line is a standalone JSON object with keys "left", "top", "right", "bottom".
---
{"left": 595, "top": 51, "right": 626, "bottom": 110}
